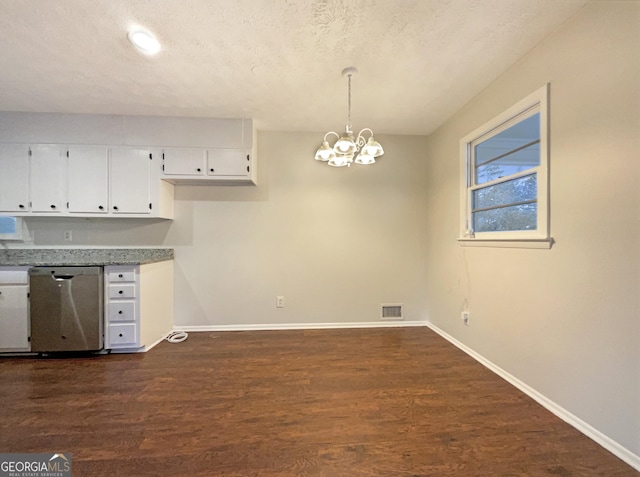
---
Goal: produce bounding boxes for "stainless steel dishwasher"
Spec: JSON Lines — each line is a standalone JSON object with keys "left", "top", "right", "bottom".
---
{"left": 29, "top": 266, "right": 104, "bottom": 352}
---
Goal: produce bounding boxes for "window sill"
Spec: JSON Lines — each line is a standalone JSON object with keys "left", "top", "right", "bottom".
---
{"left": 457, "top": 237, "right": 554, "bottom": 249}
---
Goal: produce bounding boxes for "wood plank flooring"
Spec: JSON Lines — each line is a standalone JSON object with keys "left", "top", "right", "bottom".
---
{"left": 0, "top": 328, "right": 636, "bottom": 476}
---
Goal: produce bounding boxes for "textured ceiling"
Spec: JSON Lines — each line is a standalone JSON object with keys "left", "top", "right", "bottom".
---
{"left": 0, "top": 0, "right": 588, "bottom": 135}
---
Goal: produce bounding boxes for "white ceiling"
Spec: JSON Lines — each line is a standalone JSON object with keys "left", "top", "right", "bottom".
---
{"left": 0, "top": 0, "right": 588, "bottom": 135}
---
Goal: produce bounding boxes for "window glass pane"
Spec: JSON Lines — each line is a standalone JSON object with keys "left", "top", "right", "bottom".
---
{"left": 0, "top": 216, "right": 17, "bottom": 234}
{"left": 472, "top": 174, "right": 537, "bottom": 211}
{"left": 473, "top": 203, "right": 537, "bottom": 232}
{"left": 476, "top": 142, "right": 539, "bottom": 184}
{"left": 474, "top": 113, "right": 540, "bottom": 184}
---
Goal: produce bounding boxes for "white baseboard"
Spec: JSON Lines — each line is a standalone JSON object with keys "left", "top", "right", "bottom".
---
{"left": 174, "top": 320, "right": 428, "bottom": 333}
{"left": 424, "top": 321, "right": 640, "bottom": 472}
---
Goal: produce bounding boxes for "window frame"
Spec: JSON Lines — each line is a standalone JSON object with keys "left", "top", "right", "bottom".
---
{"left": 458, "top": 84, "right": 552, "bottom": 249}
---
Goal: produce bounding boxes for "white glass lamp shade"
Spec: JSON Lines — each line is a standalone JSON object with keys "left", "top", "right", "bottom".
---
{"left": 328, "top": 154, "right": 352, "bottom": 167}
{"left": 354, "top": 152, "right": 376, "bottom": 165}
{"left": 363, "top": 137, "right": 384, "bottom": 157}
{"left": 334, "top": 133, "right": 357, "bottom": 156}
{"left": 315, "top": 141, "right": 336, "bottom": 162}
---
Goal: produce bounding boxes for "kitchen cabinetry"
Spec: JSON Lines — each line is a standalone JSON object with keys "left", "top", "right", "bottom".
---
{"left": 109, "top": 148, "right": 152, "bottom": 215}
{"left": 163, "top": 148, "right": 205, "bottom": 175}
{"left": 29, "top": 145, "right": 66, "bottom": 213}
{"left": 68, "top": 145, "right": 108, "bottom": 214}
{"left": 0, "top": 267, "right": 30, "bottom": 352}
{"left": 0, "top": 144, "right": 30, "bottom": 212}
{"left": 104, "top": 261, "right": 173, "bottom": 351}
{"left": 162, "top": 147, "right": 254, "bottom": 184}
{"left": 0, "top": 145, "right": 173, "bottom": 219}
{"left": 207, "top": 148, "right": 251, "bottom": 177}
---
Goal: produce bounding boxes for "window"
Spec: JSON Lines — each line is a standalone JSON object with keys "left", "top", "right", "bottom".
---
{"left": 0, "top": 216, "right": 24, "bottom": 241}
{"left": 459, "top": 84, "right": 551, "bottom": 248}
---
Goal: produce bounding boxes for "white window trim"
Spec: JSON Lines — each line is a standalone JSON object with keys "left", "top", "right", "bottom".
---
{"left": 458, "top": 84, "right": 552, "bottom": 249}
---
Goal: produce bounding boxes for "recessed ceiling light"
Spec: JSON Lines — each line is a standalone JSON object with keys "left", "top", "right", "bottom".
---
{"left": 127, "top": 28, "right": 161, "bottom": 55}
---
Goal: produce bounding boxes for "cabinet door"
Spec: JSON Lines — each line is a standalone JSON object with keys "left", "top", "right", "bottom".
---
{"left": 207, "top": 149, "right": 250, "bottom": 176}
{"left": 163, "top": 148, "right": 205, "bottom": 175}
{"left": 0, "top": 144, "right": 30, "bottom": 212}
{"left": 68, "top": 146, "right": 108, "bottom": 213}
{"left": 0, "top": 285, "right": 30, "bottom": 352}
{"left": 109, "top": 148, "right": 151, "bottom": 214}
{"left": 30, "top": 145, "right": 66, "bottom": 213}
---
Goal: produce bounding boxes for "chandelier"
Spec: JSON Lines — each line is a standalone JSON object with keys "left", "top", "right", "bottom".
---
{"left": 314, "top": 67, "right": 384, "bottom": 167}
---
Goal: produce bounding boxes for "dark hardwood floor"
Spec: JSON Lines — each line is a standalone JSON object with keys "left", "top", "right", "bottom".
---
{"left": 1, "top": 328, "right": 637, "bottom": 476}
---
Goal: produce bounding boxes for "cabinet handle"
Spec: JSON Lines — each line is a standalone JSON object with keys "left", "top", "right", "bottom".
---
{"left": 118, "top": 274, "right": 123, "bottom": 278}
{"left": 113, "top": 206, "right": 119, "bottom": 211}
{"left": 98, "top": 205, "right": 104, "bottom": 210}
{"left": 50, "top": 204, "right": 56, "bottom": 209}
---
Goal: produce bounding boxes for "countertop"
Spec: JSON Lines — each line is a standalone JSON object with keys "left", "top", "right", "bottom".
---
{"left": 0, "top": 248, "right": 174, "bottom": 266}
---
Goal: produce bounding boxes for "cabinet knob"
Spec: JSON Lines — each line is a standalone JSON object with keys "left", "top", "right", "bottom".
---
{"left": 118, "top": 274, "right": 123, "bottom": 278}
{"left": 118, "top": 310, "right": 123, "bottom": 314}
{"left": 50, "top": 204, "right": 56, "bottom": 209}
{"left": 210, "top": 168, "right": 214, "bottom": 173}
{"left": 113, "top": 206, "right": 119, "bottom": 211}
{"left": 119, "top": 333, "right": 123, "bottom": 337}
{"left": 98, "top": 205, "right": 104, "bottom": 210}
{"left": 18, "top": 204, "right": 25, "bottom": 209}
{"left": 118, "top": 290, "right": 124, "bottom": 295}
{"left": 61, "top": 335, "right": 67, "bottom": 340}
{"left": 196, "top": 168, "right": 201, "bottom": 172}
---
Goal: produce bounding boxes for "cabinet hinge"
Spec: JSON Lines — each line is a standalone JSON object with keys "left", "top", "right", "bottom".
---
{"left": 149, "top": 153, "right": 152, "bottom": 160}
{"left": 149, "top": 203, "right": 152, "bottom": 210}
{"left": 28, "top": 336, "right": 31, "bottom": 342}
{"left": 28, "top": 149, "right": 32, "bottom": 157}
{"left": 247, "top": 154, "right": 250, "bottom": 161}
{"left": 66, "top": 150, "right": 69, "bottom": 158}
{"left": 162, "top": 164, "right": 165, "bottom": 171}
{"left": 66, "top": 202, "right": 69, "bottom": 209}
{"left": 27, "top": 292, "right": 30, "bottom": 298}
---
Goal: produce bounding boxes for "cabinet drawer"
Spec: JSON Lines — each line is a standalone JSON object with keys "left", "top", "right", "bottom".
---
{"left": 0, "top": 268, "right": 29, "bottom": 285}
{"left": 108, "top": 301, "right": 136, "bottom": 322}
{"left": 108, "top": 323, "right": 138, "bottom": 347}
{"left": 107, "top": 270, "right": 136, "bottom": 283}
{"left": 109, "top": 284, "right": 136, "bottom": 299}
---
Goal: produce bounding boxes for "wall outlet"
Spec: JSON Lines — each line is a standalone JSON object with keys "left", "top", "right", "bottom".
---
{"left": 63, "top": 230, "right": 72, "bottom": 241}
{"left": 462, "top": 311, "right": 470, "bottom": 326}
{"left": 276, "top": 296, "right": 284, "bottom": 308}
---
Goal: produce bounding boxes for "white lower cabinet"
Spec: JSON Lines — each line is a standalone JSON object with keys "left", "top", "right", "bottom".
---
{"left": 104, "top": 261, "right": 173, "bottom": 351}
{"left": 0, "top": 267, "right": 30, "bottom": 352}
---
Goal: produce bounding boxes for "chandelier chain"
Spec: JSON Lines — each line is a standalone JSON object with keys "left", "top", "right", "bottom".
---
{"left": 347, "top": 73, "right": 352, "bottom": 130}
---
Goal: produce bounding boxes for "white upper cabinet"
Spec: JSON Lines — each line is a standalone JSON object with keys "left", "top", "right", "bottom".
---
{"left": 68, "top": 145, "right": 109, "bottom": 214}
{"left": 207, "top": 149, "right": 251, "bottom": 176}
{"left": 163, "top": 148, "right": 205, "bottom": 175}
{"left": 0, "top": 144, "right": 30, "bottom": 212}
{"left": 29, "top": 145, "right": 66, "bottom": 213}
{"left": 109, "top": 148, "right": 151, "bottom": 214}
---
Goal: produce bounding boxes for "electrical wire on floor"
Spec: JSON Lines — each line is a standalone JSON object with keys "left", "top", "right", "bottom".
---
{"left": 165, "top": 331, "right": 188, "bottom": 343}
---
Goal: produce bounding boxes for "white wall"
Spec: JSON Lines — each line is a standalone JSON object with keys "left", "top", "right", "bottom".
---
{"left": 168, "top": 132, "right": 430, "bottom": 327}
{"left": 423, "top": 0, "right": 639, "bottom": 459}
